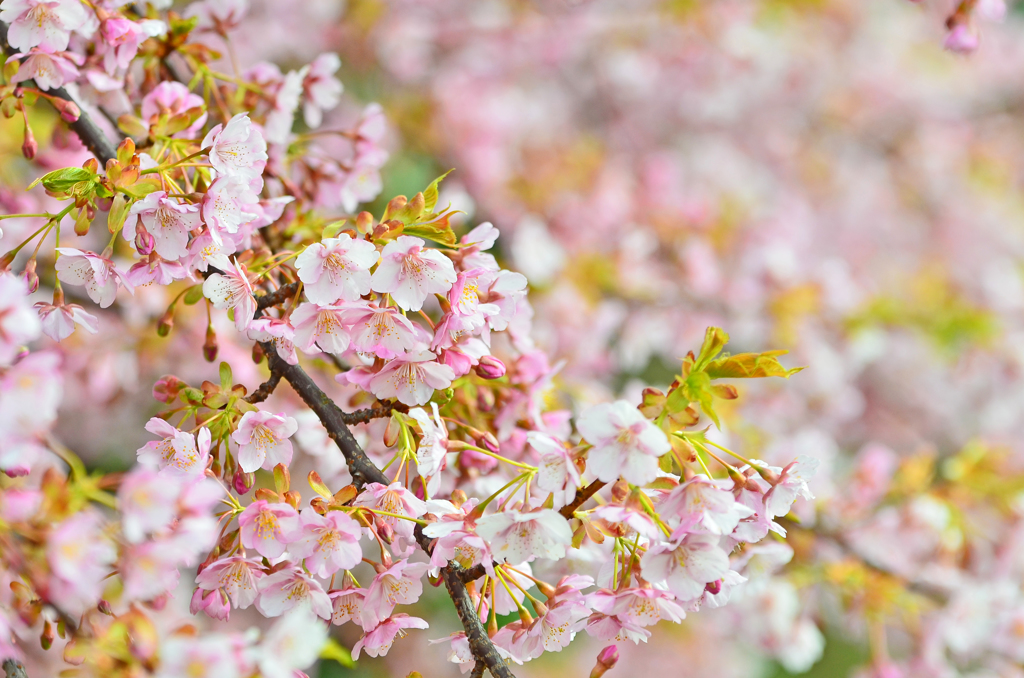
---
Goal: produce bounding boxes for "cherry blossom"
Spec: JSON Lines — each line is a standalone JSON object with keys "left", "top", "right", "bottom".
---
{"left": 141, "top": 81, "right": 208, "bottom": 136}
{"left": 763, "top": 456, "right": 819, "bottom": 519}
{"left": 577, "top": 400, "right": 670, "bottom": 486}
{"left": 202, "top": 259, "right": 256, "bottom": 332}
{"left": 289, "top": 508, "right": 363, "bottom": 578}
{"left": 291, "top": 302, "right": 350, "bottom": 354}
{"left": 246, "top": 316, "right": 298, "bottom": 365}
{"left": 256, "top": 610, "right": 328, "bottom": 678}
{"left": 361, "top": 559, "right": 430, "bottom": 629}
{"left": 54, "top": 248, "right": 133, "bottom": 308}
{"left": 409, "top": 402, "right": 448, "bottom": 494}
{"left": 368, "top": 350, "right": 456, "bottom": 406}
{"left": 117, "top": 468, "right": 186, "bottom": 543}
{"left": 0, "top": 0, "right": 92, "bottom": 52}
{"left": 256, "top": 567, "right": 332, "bottom": 619}
{"left": 641, "top": 534, "right": 731, "bottom": 602}
{"left": 231, "top": 409, "right": 298, "bottom": 472}
{"left": 353, "top": 482, "right": 427, "bottom": 542}
{"left": 371, "top": 235, "right": 458, "bottom": 311}
{"left": 659, "top": 475, "right": 755, "bottom": 535}
{"left": 201, "top": 177, "right": 260, "bottom": 240}
{"left": 201, "top": 112, "right": 268, "bottom": 184}
{"left": 352, "top": 614, "right": 429, "bottom": 659}
{"left": 529, "top": 432, "right": 581, "bottom": 510}
{"left": 342, "top": 303, "right": 423, "bottom": 359}
{"left": 331, "top": 586, "right": 368, "bottom": 626}
{"left": 8, "top": 48, "right": 82, "bottom": 90}
{"left": 0, "top": 273, "right": 41, "bottom": 365}
{"left": 195, "top": 556, "right": 266, "bottom": 610}
{"left": 476, "top": 509, "right": 573, "bottom": 565}
{"left": 136, "top": 418, "right": 212, "bottom": 477}
{"left": 238, "top": 500, "right": 300, "bottom": 559}
{"left": 295, "top": 234, "right": 379, "bottom": 304}
{"left": 303, "top": 53, "right": 343, "bottom": 128}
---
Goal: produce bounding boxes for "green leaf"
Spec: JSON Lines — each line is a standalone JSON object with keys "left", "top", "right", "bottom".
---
{"left": 322, "top": 220, "right": 347, "bottom": 239}
{"left": 183, "top": 285, "right": 205, "bottom": 305}
{"left": 31, "top": 167, "right": 94, "bottom": 193}
{"left": 219, "top": 362, "right": 232, "bottom": 391}
{"left": 404, "top": 211, "right": 458, "bottom": 246}
{"left": 422, "top": 169, "right": 454, "bottom": 214}
{"left": 693, "top": 326, "right": 729, "bottom": 371}
{"left": 308, "top": 471, "right": 333, "bottom": 500}
{"left": 319, "top": 638, "right": 354, "bottom": 668}
{"left": 682, "top": 370, "right": 719, "bottom": 429}
{"left": 704, "top": 350, "right": 804, "bottom": 380}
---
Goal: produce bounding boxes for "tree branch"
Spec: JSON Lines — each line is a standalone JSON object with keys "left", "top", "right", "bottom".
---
{"left": 256, "top": 282, "right": 301, "bottom": 311}
{"left": 19, "top": 24, "right": 514, "bottom": 671}
{"left": 244, "top": 369, "right": 282, "bottom": 404}
{"left": 2, "top": 659, "right": 27, "bottom": 678}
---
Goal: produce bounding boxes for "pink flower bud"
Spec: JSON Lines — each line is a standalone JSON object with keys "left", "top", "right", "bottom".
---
{"left": 705, "top": 579, "right": 723, "bottom": 595}
{"left": 204, "top": 325, "right": 219, "bottom": 362}
{"left": 52, "top": 97, "right": 81, "bottom": 123}
{"left": 22, "top": 126, "right": 36, "bottom": 160}
{"left": 376, "top": 517, "right": 395, "bottom": 545}
{"left": 98, "top": 600, "right": 114, "bottom": 616}
{"left": 945, "top": 24, "right": 979, "bottom": 53}
{"left": 474, "top": 355, "right": 506, "bottom": 380}
{"left": 590, "top": 645, "right": 619, "bottom": 678}
{"left": 134, "top": 223, "right": 156, "bottom": 255}
{"left": 233, "top": 468, "right": 255, "bottom": 494}
{"left": 152, "top": 375, "right": 185, "bottom": 403}
{"left": 22, "top": 258, "right": 38, "bottom": 293}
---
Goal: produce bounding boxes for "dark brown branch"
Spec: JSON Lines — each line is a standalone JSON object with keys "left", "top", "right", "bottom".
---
{"left": 244, "top": 370, "right": 282, "bottom": 404}
{"left": 470, "top": 659, "right": 486, "bottom": 678}
{"left": 256, "top": 282, "right": 301, "bottom": 311}
{"left": 3, "top": 659, "right": 28, "bottom": 678}
{"left": 559, "top": 480, "right": 606, "bottom": 519}
{"left": 340, "top": 402, "right": 407, "bottom": 426}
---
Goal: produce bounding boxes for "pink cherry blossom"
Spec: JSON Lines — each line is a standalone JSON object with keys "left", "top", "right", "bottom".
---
{"left": 246, "top": 316, "right": 298, "bottom": 365}
{"left": 9, "top": 48, "right": 82, "bottom": 90}
{"left": 640, "top": 533, "right": 731, "bottom": 602}
{"left": 408, "top": 402, "right": 448, "bottom": 495}
{"left": 370, "top": 235, "right": 457, "bottom": 311}
{"left": 264, "top": 66, "right": 308, "bottom": 145}
{"left": 945, "top": 24, "right": 979, "bottom": 53}
{"left": 289, "top": 507, "right": 363, "bottom": 578}
{"left": 195, "top": 556, "right": 266, "bottom": 609}
{"left": 352, "top": 614, "right": 429, "bottom": 659}
{"left": 303, "top": 53, "right": 343, "bottom": 128}
{"left": 124, "top": 191, "right": 200, "bottom": 260}
{"left": 46, "top": 510, "right": 116, "bottom": 614}
{"left": 256, "top": 567, "right": 332, "bottom": 619}
{"left": 660, "top": 475, "right": 755, "bottom": 535}
{"left": 202, "top": 259, "right": 256, "bottom": 332}
{"left": 187, "top": 0, "right": 248, "bottom": 33}
{"left": 361, "top": 559, "right": 430, "bottom": 629}
{"left": 291, "top": 303, "right": 351, "bottom": 354}
{"left": 589, "top": 503, "right": 660, "bottom": 539}
{"left": 0, "top": 273, "right": 41, "bottom": 365}
{"left": 476, "top": 508, "right": 573, "bottom": 565}
{"left": 331, "top": 586, "right": 367, "bottom": 626}
{"left": 156, "top": 635, "right": 242, "bottom": 678}
{"left": 97, "top": 17, "right": 165, "bottom": 74}
{"left": 342, "top": 303, "right": 423, "bottom": 359}
{"left": 120, "top": 539, "right": 181, "bottom": 600}
{"left": 186, "top": 228, "right": 237, "bottom": 272}
{"left": 353, "top": 482, "right": 427, "bottom": 542}
{"left": 368, "top": 350, "right": 456, "bottom": 406}
{"left": 231, "top": 409, "right": 298, "bottom": 473}
{"left": 202, "top": 177, "right": 260, "bottom": 240}
{"left": 117, "top": 468, "right": 186, "bottom": 543}
{"left": 125, "top": 255, "right": 188, "bottom": 287}
{"left": 141, "top": 81, "right": 208, "bottom": 137}
{"left": 136, "top": 418, "right": 212, "bottom": 477}
{"left": 0, "top": 0, "right": 92, "bottom": 52}
{"left": 577, "top": 400, "right": 669, "bottom": 486}
{"left": 256, "top": 609, "right": 328, "bottom": 678}
{"left": 296, "top": 234, "right": 379, "bottom": 305}
{"left": 202, "top": 112, "right": 268, "bottom": 184}
{"left": 529, "top": 432, "right": 581, "bottom": 510}
{"left": 764, "top": 456, "right": 819, "bottom": 520}
{"left": 54, "top": 248, "right": 133, "bottom": 308}
{"left": 238, "top": 499, "right": 300, "bottom": 559}
{"left": 34, "top": 298, "right": 97, "bottom": 342}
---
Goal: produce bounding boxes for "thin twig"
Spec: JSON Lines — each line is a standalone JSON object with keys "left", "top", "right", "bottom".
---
{"left": 341, "top": 402, "right": 407, "bottom": 426}
{"left": 244, "top": 370, "right": 282, "bottom": 404}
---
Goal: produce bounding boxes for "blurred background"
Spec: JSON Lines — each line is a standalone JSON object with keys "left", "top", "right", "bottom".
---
{"left": 8, "top": 0, "right": 1024, "bottom": 676}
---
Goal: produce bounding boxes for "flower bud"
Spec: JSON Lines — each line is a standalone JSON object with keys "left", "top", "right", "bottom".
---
{"left": 383, "top": 415, "right": 400, "bottom": 447}
{"left": 98, "top": 599, "right": 114, "bottom": 616}
{"left": 40, "top": 619, "right": 54, "bottom": 650}
{"left": 251, "top": 341, "right": 264, "bottom": 364}
{"left": 589, "top": 645, "right": 619, "bottom": 678}
{"left": 233, "top": 468, "right": 254, "bottom": 494}
{"left": 610, "top": 478, "right": 629, "bottom": 502}
{"left": 134, "top": 223, "right": 156, "bottom": 255}
{"left": 474, "top": 355, "right": 506, "bottom": 380}
{"left": 376, "top": 518, "right": 395, "bottom": 545}
{"left": 152, "top": 375, "right": 185, "bottom": 403}
{"left": 189, "top": 587, "right": 205, "bottom": 615}
{"left": 451, "top": 489, "right": 468, "bottom": 507}
{"left": 22, "top": 258, "right": 38, "bottom": 293}
{"left": 21, "top": 124, "right": 36, "bottom": 160}
{"left": 156, "top": 308, "right": 175, "bottom": 337}
{"left": 52, "top": 97, "right": 81, "bottom": 122}
{"left": 204, "top": 325, "right": 218, "bottom": 362}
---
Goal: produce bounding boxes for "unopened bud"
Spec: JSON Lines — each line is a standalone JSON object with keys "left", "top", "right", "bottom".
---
{"left": 355, "top": 211, "right": 374, "bottom": 234}
{"left": 233, "top": 469, "right": 254, "bottom": 494}
{"left": 251, "top": 341, "right": 264, "bottom": 364}
{"left": 0, "top": 250, "right": 15, "bottom": 272}
{"left": 52, "top": 97, "right": 81, "bottom": 122}
{"left": 383, "top": 415, "right": 400, "bottom": 447}
{"left": 705, "top": 579, "right": 722, "bottom": 595}
{"left": 152, "top": 374, "right": 185, "bottom": 403}
{"left": 98, "top": 599, "right": 114, "bottom": 616}
{"left": 610, "top": 479, "right": 629, "bottom": 502}
{"left": 589, "top": 645, "right": 619, "bottom": 678}
{"left": 74, "top": 207, "right": 91, "bottom": 236}
{"left": 134, "top": 223, "right": 155, "bottom": 255}
{"left": 157, "top": 307, "right": 175, "bottom": 337}
{"left": 148, "top": 593, "right": 168, "bottom": 611}
{"left": 22, "top": 258, "right": 38, "bottom": 293}
{"left": 474, "top": 355, "right": 506, "bottom": 380}
{"left": 21, "top": 125, "right": 36, "bottom": 160}
{"left": 451, "top": 489, "right": 468, "bottom": 507}
{"left": 40, "top": 619, "right": 54, "bottom": 650}
{"left": 376, "top": 518, "right": 395, "bottom": 545}
{"left": 203, "top": 325, "right": 218, "bottom": 362}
